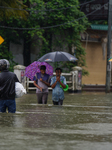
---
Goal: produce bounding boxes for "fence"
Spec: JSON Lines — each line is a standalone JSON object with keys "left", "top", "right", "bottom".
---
{"left": 25, "top": 72, "right": 77, "bottom": 92}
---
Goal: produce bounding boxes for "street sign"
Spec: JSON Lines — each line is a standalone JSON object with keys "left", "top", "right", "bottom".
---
{"left": 0, "top": 36, "right": 4, "bottom": 45}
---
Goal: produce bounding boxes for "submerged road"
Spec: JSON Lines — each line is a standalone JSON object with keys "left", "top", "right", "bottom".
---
{"left": 0, "top": 92, "right": 112, "bottom": 150}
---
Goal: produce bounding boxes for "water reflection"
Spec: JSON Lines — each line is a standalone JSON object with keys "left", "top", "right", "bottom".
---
{"left": 0, "top": 92, "right": 112, "bottom": 150}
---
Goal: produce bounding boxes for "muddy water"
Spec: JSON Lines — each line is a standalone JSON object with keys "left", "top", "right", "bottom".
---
{"left": 0, "top": 92, "right": 112, "bottom": 150}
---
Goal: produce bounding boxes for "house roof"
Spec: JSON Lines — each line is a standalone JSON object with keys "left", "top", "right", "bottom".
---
{"left": 91, "top": 24, "right": 111, "bottom": 31}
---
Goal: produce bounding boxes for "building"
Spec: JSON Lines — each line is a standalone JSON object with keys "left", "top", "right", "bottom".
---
{"left": 81, "top": 24, "right": 112, "bottom": 85}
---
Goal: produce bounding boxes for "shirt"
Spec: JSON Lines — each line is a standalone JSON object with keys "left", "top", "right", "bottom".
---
{"left": 33, "top": 72, "right": 51, "bottom": 93}
{"left": 0, "top": 70, "right": 19, "bottom": 100}
{"left": 50, "top": 76, "right": 66, "bottom": 102}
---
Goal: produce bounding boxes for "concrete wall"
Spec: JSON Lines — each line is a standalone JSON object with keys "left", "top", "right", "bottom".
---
{"left": 82, "top": 42, "right": 107, "bottom": 85}
{"left": 10, "top": 39, "right": 24, "bottom": 65}
{"left": 10, "top": 37, "right": 41, "bottom": 65}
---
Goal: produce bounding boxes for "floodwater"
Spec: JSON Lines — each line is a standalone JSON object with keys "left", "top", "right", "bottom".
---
{"left": 0, "top": 92, "right": 112, "bottom": 150}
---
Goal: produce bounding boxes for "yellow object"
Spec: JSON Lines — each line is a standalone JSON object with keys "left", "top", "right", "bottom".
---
{"left": 108, "top": 57, "right": 112, "bottom": 62}
{"left": 0, "top": 36, "right": 4, "bottom": 45}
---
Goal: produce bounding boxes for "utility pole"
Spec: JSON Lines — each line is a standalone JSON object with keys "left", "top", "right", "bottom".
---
{"left": 106, "top": 0, "right": 112, "bottom": 93}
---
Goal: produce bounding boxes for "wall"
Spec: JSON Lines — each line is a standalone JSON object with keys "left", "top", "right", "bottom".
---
{"left": 10, "top": 37, "right": 41, "bottom": 65}
{"left": 82, "top": 42, "right": 107, "bottom": 85}
{"left": 10, "top": 39, "right": 24, "bottom": 65}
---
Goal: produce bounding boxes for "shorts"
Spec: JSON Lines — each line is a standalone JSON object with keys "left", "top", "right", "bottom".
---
{"left": 0, "top": 100, "right": 16, "bottom": 113}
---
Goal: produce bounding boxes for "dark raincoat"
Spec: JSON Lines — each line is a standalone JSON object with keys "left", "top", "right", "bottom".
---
{"left": 0, "top": 70, "right": 19, "bottom": 100}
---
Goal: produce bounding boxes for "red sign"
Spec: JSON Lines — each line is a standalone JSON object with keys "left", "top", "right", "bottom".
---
{"left": 79, "top": 0, "right": 108, "bottom": 20}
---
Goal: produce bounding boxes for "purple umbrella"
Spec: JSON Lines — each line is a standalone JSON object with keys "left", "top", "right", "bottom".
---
{"left": 25, "top": 61, "right": 53, "bottom": 80}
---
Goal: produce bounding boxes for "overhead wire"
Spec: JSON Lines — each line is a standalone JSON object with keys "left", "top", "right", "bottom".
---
{"left": 0, "top": 2, "right": 108, "bottom": 30}
{"left": 80, "top": 0, "right": 87, "bottom": 11}
{"left": 0, "top": 0, "right": 95, "bottom": 12}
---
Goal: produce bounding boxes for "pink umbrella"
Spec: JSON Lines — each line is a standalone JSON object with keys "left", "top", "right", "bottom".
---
{"left": 25, "top": 61, "right": 53, "bottom": 80}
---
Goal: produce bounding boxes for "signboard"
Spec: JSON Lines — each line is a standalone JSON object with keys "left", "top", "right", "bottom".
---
{"left": 79, "top": 0, "right": 108, "bottom": 20}
{"left": 0, "top": 36, "right": 4, "bottom": 45}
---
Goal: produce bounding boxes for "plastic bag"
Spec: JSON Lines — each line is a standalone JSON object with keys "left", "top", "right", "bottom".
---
{"left": 15, "top": 82, "right": 26, "bottom": 98}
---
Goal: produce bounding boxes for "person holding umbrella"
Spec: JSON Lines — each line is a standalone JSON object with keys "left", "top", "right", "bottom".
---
{"left": 33, "top": 65, "right": 51, "bottom": 104}
{"left": 50, "top": 68, "right": 67, "bottom": 105}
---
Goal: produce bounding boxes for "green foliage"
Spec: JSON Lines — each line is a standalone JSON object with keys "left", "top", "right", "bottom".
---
{"left": 0, "top": 0, "right": 28, "bottom": 20}
{"left": 0, "top": 0, "right": 90, "bottom": 75}
{"left": 0, "top": 44, "right": 17, "bottom": 72}
{"left": 82, "top": 69, "right": 89, "bottom": 76}
{"left": 90, "top": 20, "right": 108, "bottom": 25}
{"left": 0, "top": 30, "right": 17, "bottom": 72}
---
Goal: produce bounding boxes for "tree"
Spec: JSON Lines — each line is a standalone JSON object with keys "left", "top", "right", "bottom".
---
{"left": 0, "top": 0, "right": 28, "bottom": 71}
{"left": 29, "top": 0, "right": 89, "bottom": 74}
{"left": 0, "top": 0, "right": 28, "bottom": 19}
{"left": 0, "top": 0, "right": 90, "bottom": 74}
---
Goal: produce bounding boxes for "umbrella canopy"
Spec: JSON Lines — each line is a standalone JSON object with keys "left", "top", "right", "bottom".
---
{"left": 25, "top": 61, "right": 53, "bottom": 80}
{"left": 108, "top": 57, "right": 112, "bottom": 62}
{"left": 38, "top": 51, "right": 78, "bottom": 62}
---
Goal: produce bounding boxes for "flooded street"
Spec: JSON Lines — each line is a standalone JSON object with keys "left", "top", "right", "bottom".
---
{"left": 0, "top": 92, "right": 112, "bottom": 150}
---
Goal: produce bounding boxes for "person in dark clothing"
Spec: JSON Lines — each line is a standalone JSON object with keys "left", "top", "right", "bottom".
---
{"left": 0, "top": 59, "right": 19, "bottom": 113}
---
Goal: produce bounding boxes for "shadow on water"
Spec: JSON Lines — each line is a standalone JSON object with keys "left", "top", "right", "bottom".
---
{"left": 0, "top": 92, "right": 112, "bottom": 150}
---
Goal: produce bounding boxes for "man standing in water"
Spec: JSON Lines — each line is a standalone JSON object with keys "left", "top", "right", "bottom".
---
{"left": 50, "top": 68, "right": 67, "bottom": 105}
{"left": 33, "top": 65, "right": 51, "bottom": 104}
{"left": 0, "top": 59, "right": 19, "bottom": 113}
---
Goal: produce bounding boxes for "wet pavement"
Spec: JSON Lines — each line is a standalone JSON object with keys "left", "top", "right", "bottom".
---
{"left": 0, "top": 92, "right": 112, "bottom": 150}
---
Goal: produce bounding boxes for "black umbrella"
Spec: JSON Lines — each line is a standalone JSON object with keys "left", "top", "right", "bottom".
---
{"left": 38, "top": 51, "right": 78, "bottom": 62}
